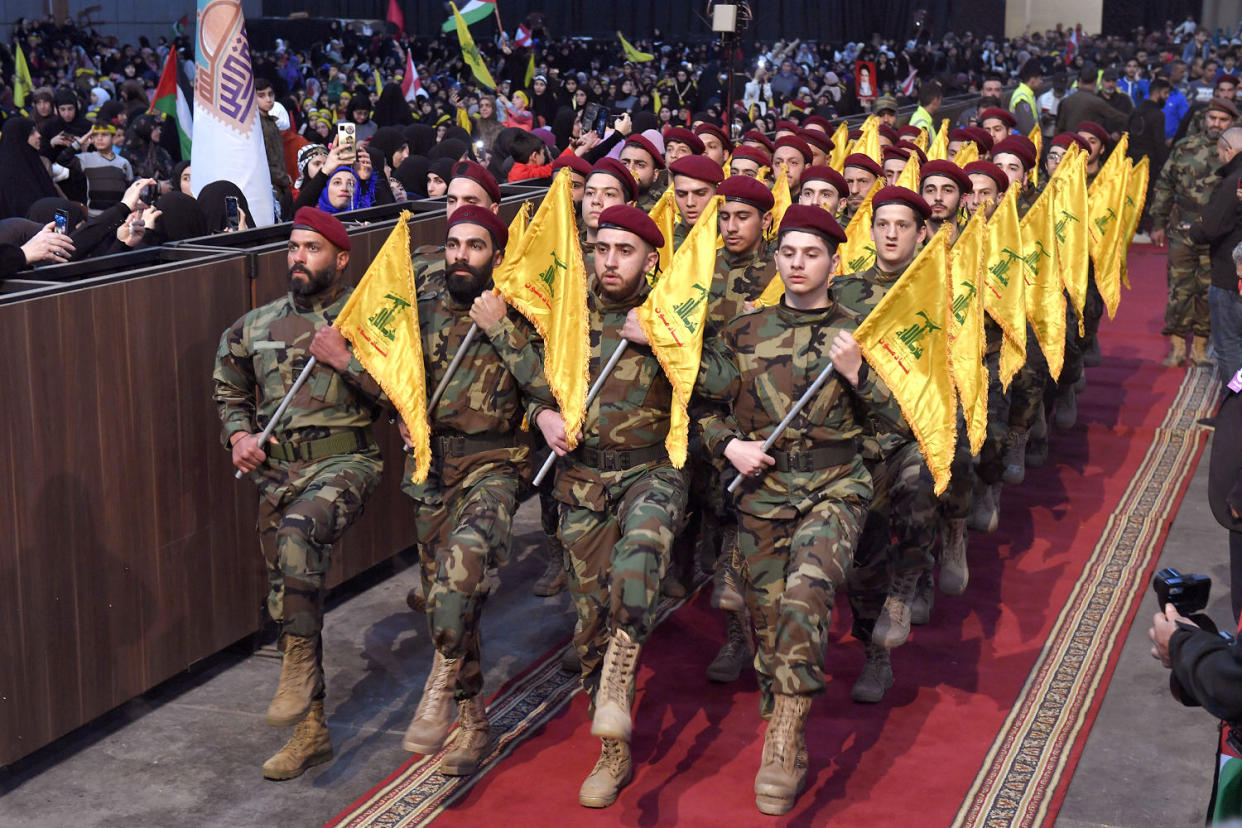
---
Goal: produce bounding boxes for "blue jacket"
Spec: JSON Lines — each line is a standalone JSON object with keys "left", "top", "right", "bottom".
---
{"left": 1165, "top": 90, "right": 1190, "bottom": 140}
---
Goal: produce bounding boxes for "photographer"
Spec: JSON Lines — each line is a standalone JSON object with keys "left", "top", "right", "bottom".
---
{"left": 1151, "top": 603, "right": 1242, "bottom": 721}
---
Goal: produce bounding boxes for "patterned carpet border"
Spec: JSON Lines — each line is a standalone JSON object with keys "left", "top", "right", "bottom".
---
{"left": 953, "top": 365, "right": 1220, "bottom": 828}
{"left": 323, "top": 589, "right": 697, "bottom": 828}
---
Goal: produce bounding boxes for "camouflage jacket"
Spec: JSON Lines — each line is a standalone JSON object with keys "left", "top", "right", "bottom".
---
{"left": 1150, "top": 132, "right": 1222, "bottom": 234}
{"left": 213, "top": 282, "right": 385, "bottom": 446}
{"left": 413, "top": 245, "right": 447, "bottom": 295}
{"left": 636, "top": 172, "right": 669, "bottom": 213}
{"left": 671, "top": 218, "right": 690, "bottom": 252}
{"left": 403, "top": 283, "right": 550, "bottom": 498}
{"left": 832, "top": 265, "right": 917, "bottom": 458}
{"left": 706, "top": 244, "right": 778, "bottom": 336}
{"left": 695, "top": 298, "right": 903, "bottom": 519}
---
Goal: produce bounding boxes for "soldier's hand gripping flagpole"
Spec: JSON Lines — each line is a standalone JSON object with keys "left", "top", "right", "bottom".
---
{"left": 726, "top": 361, "right": 836, "bottom": 494}
{"left": 426, "top": 322, "right": 478, "bottom": 413}
{"left": 532, "top": 339, "right": 629, "bottom": 487}
{"left": 234, "top": 357, "right": 318, "bottom": 479}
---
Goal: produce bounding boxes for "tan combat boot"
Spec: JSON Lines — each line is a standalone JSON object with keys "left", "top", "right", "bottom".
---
{"left": 439, "top": 697, "right": 492, "bottom": 776}
{"left": 711, "top": 558, "right": 746, "bottom": 612}
{"left": 1002, "top": 428, "right": 1029, "bottom": 485}
{"left": 939, "top": 518, "right": 969, "bottom": 595}
{"left": 591, "top": 628, "right": 641, "bottom": 742}
{"left": 754, "top": 693, "right": 812, "bottom": 815}
{"left": 872, "top": 568, "right": 922, "bottom": 648}
{"left": 579, "top": 738, "right": 632, "bottom": 808}
{"left": 403, "top": 651, "right": 461, "bottom": 754}
{"left": 266, "top": 634, "right": 319, "bottom": 727}
{"left": 706, "top": 610, "right": 753, "bottom": 683}
{"left": 968, "top": 476, "right": 999, "bottom": 532}
{"left": 532, "top": 549, "right": 568, "bottom": 597}
{"left": 262, "top": 701, "right": 333, "bottom": 780}
{"left": 910, "top": 570, "right": 934, "bottom": 626}
{"left": 851, "top": 642, "right": 894, "bottom": 703}
{"left": 1162, "top": 336, "right": 1187, "bottom": 367}
{"left": 1190, "top": 336, "right": 1213, "bottom": 366}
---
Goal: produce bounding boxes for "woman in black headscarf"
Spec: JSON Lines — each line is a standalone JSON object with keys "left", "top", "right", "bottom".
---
{"left": 370, "top": 126, "right": 410, "bottom": 171}
{"left": 147, "top": 191, "right": 207, "bottom": 244}
{"left": 395, "top": 156, "right": 430, "bottom": 199}
{"left": 366, "top": 145, "right": 396, "bottom": 205}
{"left": 27, "top": 197, "right": 85, "bottom": 232}
{"left": 404, "top": 123, "right": 436, "bottom": 157}
{"left": 0, "top": 117, "right": 59, "bottom": 219}
{"left": 197, "top": 180, "right": 251, "bottom": 233}
{"left": 429, "top": 138, "right": 468, "bottom": 163}
{"left": 550, "top": 107, "right": 577, "bottom": 154}
{"left": 373, "top": 83, "right": 415, "bottom": 127}
{"left": 123, "top": 114, "right": 174, "bottom": 183}
{"left": 426, "top": 157, "right": 455, "bottom": 197}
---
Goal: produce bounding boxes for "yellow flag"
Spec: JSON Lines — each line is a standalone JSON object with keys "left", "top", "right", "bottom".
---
{"left": 1118, "top": 156, "right": 1150, "bottom": 289}
{"left": 451, "top": 2, "right": 496, "bottom": 89}
{"left": 1051, "top": 146, "right": 1089, "bottom": 332}
{"left": 894, "top": 153, "right": 921, "bottom": 193}
{"left": 14, "top": 42, "right": 34, "bottom": 109}
{"left": 653, "top": 88, "right": 662, "bottom": 114}
{"left": 334, "top": 211, "right": 431, "bottom": 483}
{"left": 764, "top": 169, "right": 792, "bottom": 243}
{"left": 1089, "top": 134, "right": 1132, "bottom": 317}
{"left": 648, "top": 184, "right": 678, "bottom": 273}
{"left": 855, "top": 115, "right": 882, "bottom": 166}
{"left": 834, "top": 176, "right": 883, "bottom": 275}
{"left": 1027, "top": 124, "right": 1042, "bottom": 188}
{"left": 982, "top": 186, "right": 1028, "bottom": 390}
{"left": 635, "top": 196, "right": 720, "bottom": 467}
{"left": 911, "top": 125, "right": 930, "bottom": 152}
{"left": 492, "top": 169, "right": 590, "bottom": 448}
{"left": 504, "top": 201, "right": 531, "bottom": 262}
{"left": 617, "top": 31, "right": 654, "bottom": 62}
{"left": 1019, "top": 181, "right": 1067, "bottom": 382}
{"left": 926, "top": 118, "right": 950, "bottom": 162}
{"left": 829, "top": 121, "right": 850, "bottom": 171}
{"left": 952, "top": 140, "right": 980, "bottom": 169}
{"left": 948, "top": 208, "right": 989, "bottom": 454}
{"left": 854, "top": 226, "right": 958, "bottom": 495}
{"left": 456, "top": 105, "right": 472, "bottom": 132}
{"left": 525, "top": 53, "right": 536, "bottom": 88}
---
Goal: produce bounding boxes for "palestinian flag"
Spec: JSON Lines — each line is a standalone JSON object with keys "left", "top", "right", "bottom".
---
{"left": 441, "top": 0, "right": 494, "bottom": 32}
{"left": 152, "top": 48, "right": 193, "bottom": 159}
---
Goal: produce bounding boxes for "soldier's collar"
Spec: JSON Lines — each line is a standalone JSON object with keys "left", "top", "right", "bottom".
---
{"left": 290, "top": 279, "right": 347, "bottom": 312}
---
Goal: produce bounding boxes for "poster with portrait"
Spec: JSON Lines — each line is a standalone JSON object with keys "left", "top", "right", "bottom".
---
{"left": 854, "top": 60, "right": 877, "bottom": 105}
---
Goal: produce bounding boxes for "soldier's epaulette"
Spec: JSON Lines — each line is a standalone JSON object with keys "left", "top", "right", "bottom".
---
{"left": 417, "top": 283, "right": 446, "bottom": 304}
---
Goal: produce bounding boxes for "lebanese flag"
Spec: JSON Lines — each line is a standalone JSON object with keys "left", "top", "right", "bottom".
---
{"left": 402, "top": 50, "right": 427, "bottom": 101}
{"left": 387, "top": 0, "right": 404, "bottom": 35}
{"left": 441, "top": 0, "right": 495, "bottom": 32}
{"left": 515, "top": 24, "right": 532, "bottom": 49}
{"left": 900, "top": 68, "right": 918, "bottom": 97}
{"left": 152, "top": 48, "right": 193, "bottom": 159}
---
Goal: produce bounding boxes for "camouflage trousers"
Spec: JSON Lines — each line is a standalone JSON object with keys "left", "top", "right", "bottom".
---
{"left": 1163, "top": 234, "right": 1212, "bottom": 337}
{"left": 1010, "top": 324, "right": 1049, "bottom": 431}
{"left": 739, "top": 495, "right": 868, "bottom": 709}
{"left": 255, "top": 450, "right": 383, "bottom": 641}
{"left": 847, "top": 441, "right": 939, "bottom": 640}
{"left": 412, "top": 463, "right": 520, "bottom": 700}
{"left": 558, "top": 463, "right": 687, "bottom": 699}
{"left": 940, "top": 410, "right": 975, "bottom": 521}
{"left": 976, "top": 350, "right": 1011, "bottom": 486}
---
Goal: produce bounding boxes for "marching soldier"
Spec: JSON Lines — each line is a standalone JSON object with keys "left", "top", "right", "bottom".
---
{"left": 668, "top": 155, "right": 724, "bottom": 250}
{"left": 798, "top": 165, "right": 849, "bottom": 223}
{"left": 411, "top": 161, "right": 503, "bottom": 294}
{"left": 619, "top": 134, "right": 666, "bottom": 212}
{"left": 213, "top": 207, "right": 385, "bottom": 780}
{"left": 920, "top": 160, "right": 972, "bottom": 243}
{"left": 728, "top": 144, "right": 772, "bottom": 181}
{"left": 580, "top": 158, "right": 639, "bottom": 271}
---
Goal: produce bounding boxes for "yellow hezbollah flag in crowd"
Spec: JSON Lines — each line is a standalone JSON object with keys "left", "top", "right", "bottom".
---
{"left": 492, "top": 169, "right": 589, "bottom": 447}
{"left": 334, "top": 211, "right": 431, "bottom": 483}
{"left": 895, "top": 153, "right": 921, "bottom": 192}
{"left": 618, "top": 31, "right": 654, "bottom": 62}
{"left": 1020, "top": 180, "right": 1067, "bottom": 382}
{"left": 834, "top": 176, "right": 883, "bottom": 275}
{"left": 925, "top": 118, "right": 949, "bottom": 162}
{"left": 635, "top": 195, "right": 720, "bottom": 467}
{"left": 855, "top": 225, "right": 958, "bottom": 495}
{"left": 14, "top": 41, "right": 33, "bottom": 109}
{"left": 1118, "top": 156, "right": 1150, "bottom": 289}
{"left": 1027, "top": 124, "right": 1042, "bottom": 188}
{"left": 1089, "top": 134, "right": 1133, "bottom": 317}
{"left": 648, "top": 185, "right": 678, "bottom": 271}
{"left": 952, "top": 140, "right": 980, "bottom": 168}
{"left": 911, "top": 124, "right": 929, "bottom": 152}
{"left": 451, "top": 2, "right": 496, "bottom": 89}
{"left": 982, "top": 186, "right": 1027, "bottom": 390}
{"left": 948, "top": 207, "right": 989, "bottom": 454}
{"left": 854, "top": 115, "right": 882, "bottom": 165}
{"left": 504, "top": 201, "right": 531, "bottom": 262}
{"left": 1051, "top": 146, "right": 1089, "bottom": 332}
{"left": 829, "top": 121, "right": 850, "bottom": 171}
{"left": 764, "top": 168, "right": 792, "bottom": 244}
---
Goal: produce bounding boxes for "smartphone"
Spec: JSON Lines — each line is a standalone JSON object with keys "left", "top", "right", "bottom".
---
{"left": 337, "top": 122, "right": 356, "bottom": 160}
{"left": 594, "top": 108, "right": 610, "bottom": 139}
{"left": 581, "top": 102, "right": 601, "bottom": 130}
{"left": 53, "top": 208, "right": 69, "bottom": 234}
{"left": 224, "top": 195, "right": 241, "bottom": 231}
{"left": 140, "top": 183, "right": 157, "bottom": 204}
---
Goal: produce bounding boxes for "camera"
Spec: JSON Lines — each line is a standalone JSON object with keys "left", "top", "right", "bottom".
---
{"left": 1152, "top": 568, "right": 1212, "bottom": 616}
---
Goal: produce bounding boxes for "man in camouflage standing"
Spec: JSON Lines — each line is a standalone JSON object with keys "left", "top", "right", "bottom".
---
{"left": 213, "top": 207, "right": 385, "bottom": 780}
{"left": 1150, "top": 98, "right": 1238, "bottom": 367}
{"left": 532, "top": 205, "right": 686, "bottom": 809}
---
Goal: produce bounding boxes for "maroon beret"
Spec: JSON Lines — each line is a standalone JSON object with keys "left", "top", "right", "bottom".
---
{"left": 1219, "top": 74, "right": 1240, "bottom": 86}
{"left": 797, "top": 128, "right": 834, "bottom": 154}
{"left": 773, "top": 135, "right": 813, "bottom": 163}
{"left": 623, "top": 134, "right": 666, "bottom": 169}
{"left": 552, "top": 155, "right": 592, "bottom": 178}
{"left": 801, "top": 165, "right": 848, "bottom": 197}
{"left": 801, "top": 115, "right": 832, "bottom": 133}
{"left": 964, "top": 160, "right": 1010, "bottom": 193}
{"left": 773, "top": 120, "right": 799, "bottom": 133}
{"left": 717, "top": 174, "right": 775, "bottom": 211}
{"left": 878, "top": 124, "right": 900, "bottom": 143}
{"left": 694, "top": 122, "right": 733, "bottom": 152}
{"left": 597, "top": 204, "right": 664, "bottom": 249}
{"left": 447, "top": 203, "right": 508, "bottom": 250}
{"left": 979, "top": 107, "right": 1017, "bottom": 129}
{"left": 729, "top": 144, "right": 771, "bottom": 167}
{"left": 844, "top": 153, "right": 883, "bottom": 177}
{"left": 872, "top": 186, "right": 932, "bottom": 220}
{"left": 897, "top": 124, "right": 923, "bottom": 139}
{"left": 292, "top": 206, "right": 351, "bottom": 251}
{"left": 778, "top": 204, "right": 847, "bottom": 245}
{"left": 920, "top": 159, "right": 972, "bottom": 193}
{"left": 882, "top": 145, "right": 912, "bottom": 163}
{"left": 894, "top": 140, "right": 927, "bottom": 164}
{"left": 1075, "top": 120, "right": 1111, "bottom": 145}
{"left": 741, "top": 130, "right": 775, "bottom": 153}
{"left": 451, "top": 159, "right": 502, "bottom": 204}
{"left": 990, "top": 136, "right": 1037, "bottom": 170}
{"left": 669, "top": 154, "right": 724, "bottom": 185}
{"left": 663, "top": 126, "right": 705, "bottom": 154}
{"left": 950, "top": 126, "right": 994, "bottom": 153}
{"left": 1206, "top": 97, "right": 1240, "bottom": 119}
{"left": 848, "top": 128, "right": 863, "bottom": 141}
{"left": 1051, "top": 132, "right": 1091, "bottom": 153}
{"left": 587, "top": 157, "right": 638, "bottom": 202}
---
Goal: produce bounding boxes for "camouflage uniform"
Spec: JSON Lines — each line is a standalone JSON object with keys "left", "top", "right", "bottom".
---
{"left": 213, "top": 282, "right": 386, "bottom": 698}
{"left": 413, "top": 245, "right": 448, "bottom": 296}
{"left": 671, "top": 219, "right": 690, "bottom": 253}
{"left": 976, "top": 321, "right": 1011, "bottom": 485}
{"left": 696, "top": 295, "right": 902, "bottom": 712}
{"left": 539, "top": 282, "right": 688, "bottom": 699}
{"left": 401, "top": 284, "right": 548, "bottom": 700}
{"left": 1150, "top": 132, "right": 1222, "bottom": 338}
{"left": 636, "top": 171, "right": 669, "bottom": 213}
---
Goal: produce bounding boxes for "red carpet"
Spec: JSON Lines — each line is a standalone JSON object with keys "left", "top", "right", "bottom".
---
{"left": 327, "top": 245, "right": 1217, "bottom": 827}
